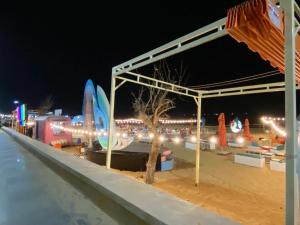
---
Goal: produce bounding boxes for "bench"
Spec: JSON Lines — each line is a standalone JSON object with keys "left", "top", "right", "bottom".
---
{"left": 234, "top": 152, "right": 265, "bottom": 168}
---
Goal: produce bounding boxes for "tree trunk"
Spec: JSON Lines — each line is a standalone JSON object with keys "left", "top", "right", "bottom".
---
{"left": 145, "top": 136, "right": 160, "bottom": 184}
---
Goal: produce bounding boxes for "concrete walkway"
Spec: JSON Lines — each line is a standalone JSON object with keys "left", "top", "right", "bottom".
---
{"left": 0, "top": 130, "right": 146, "bottom": 225}
{"left": 1, "top": 127, "right": 241, "bottom": 225}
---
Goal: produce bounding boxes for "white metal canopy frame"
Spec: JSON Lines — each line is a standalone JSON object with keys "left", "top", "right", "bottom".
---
{"left": 107, "top": 1, "right": 300, "bottom": 223}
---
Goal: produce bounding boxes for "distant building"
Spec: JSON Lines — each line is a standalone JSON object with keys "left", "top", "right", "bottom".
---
{"left": 34, "top": 115, "right": 72, "bottom": 146}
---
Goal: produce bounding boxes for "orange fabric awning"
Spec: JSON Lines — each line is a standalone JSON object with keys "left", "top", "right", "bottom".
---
{"left": 226, "top": 0, "right": 300, "bottom": 82}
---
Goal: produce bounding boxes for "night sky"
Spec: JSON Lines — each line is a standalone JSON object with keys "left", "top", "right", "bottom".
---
{"left": 0, "top": 3, "right": 299, "bottom": 124}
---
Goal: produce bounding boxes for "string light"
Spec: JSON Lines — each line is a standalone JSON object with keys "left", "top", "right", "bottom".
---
{"left": 262, "top": 116, "right": 285, "bottom": 121}
{"left": 0, "top": 114, "right": 13, "bottom": 118}
{"left": 115, "top": 118, "right": 198, "bottom": 124}
{"left": 50, "top": 123, "right": 194, "bottom": 144}
{"left": 261, "top": 117, "right": 286, "bottom": 137}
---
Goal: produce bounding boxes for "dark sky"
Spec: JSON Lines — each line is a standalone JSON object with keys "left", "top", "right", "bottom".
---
{"left": 0, "top": 3, "right": 299, "bottom": 124}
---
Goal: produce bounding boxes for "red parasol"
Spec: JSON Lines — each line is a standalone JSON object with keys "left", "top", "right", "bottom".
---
{"left": 218, "top": 113, "right": 227, "bottom": 148}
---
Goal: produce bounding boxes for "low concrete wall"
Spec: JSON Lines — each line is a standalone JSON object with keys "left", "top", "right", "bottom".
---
{"left": 2, "top": 127, "right": 240, "bottom": 225}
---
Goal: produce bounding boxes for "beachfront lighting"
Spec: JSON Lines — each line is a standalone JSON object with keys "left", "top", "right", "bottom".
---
{"left": 261, "top": 116, "right": 285, "bottom": 121}
{"left": 115, "top": 118, "right": 198, "bottom": 124}
{"left": 190, "top": 136, "right": 197, "bottom": 143}
{"left": 237, "top": 136, "right": 244, "bottom": 144}
{"left": 149, "top": 133, "right": 154, "bottom": 139}
{"left": 50, "top": 123, "right": 203, "bottom": 144}
{"left": 0, "top": 113, "right": 13, "bottom": 118}
{"left": 261, "top": 117, "right": 286, "bottom": 137}
{"left": 26, "top": 121, "right": 35, "bottom": 126}
{"left": 209, "top": 136, "right": 217, "bottom": 144}
{"left": 159, "top": 135, "right": 165, "bottom": 142}
{"left": 173, "top": 137, "right": 181, "bottom": 144}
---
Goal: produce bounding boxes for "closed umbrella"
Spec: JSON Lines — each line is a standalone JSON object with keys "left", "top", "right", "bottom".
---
{"left": 218, "top": 113, "right": 227, "bottom": 149}
{"left": 244, "top": 118, "right": 251, "bottom": 140}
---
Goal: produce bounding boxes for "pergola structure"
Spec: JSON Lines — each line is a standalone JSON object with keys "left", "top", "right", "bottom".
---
{"left": 106, "top": 1, "right": 299, "bottom": 223}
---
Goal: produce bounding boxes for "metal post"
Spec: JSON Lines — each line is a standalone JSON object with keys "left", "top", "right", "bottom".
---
{"left": 106, "top": 75, "right": 116, "bottom": 169}
{"left": 195, "top": 96, "right": 202, "bottom": 186}
{"left": 284, "top": 0, "right": 298, "bottom": 224}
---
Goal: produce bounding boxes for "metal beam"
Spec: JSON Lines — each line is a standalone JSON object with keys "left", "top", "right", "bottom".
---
{"left": 116, "top": 71, "right": 202, "bottom": 99}
{"left": 115, "top": 80, "right": 126, "bottom": 91}
{"left": 294, "top": 0, "right": 300, "bottom": 21}
{"left": 284, "top": 0, "right": 298, "bottom": 224}
{"left": 195, "top": 95, "right": 202, "bottom": 186}
{"left": 106, "top": 75, "right": 116, "bottom": 169}
{"left": 201, "top": 82, "right": 300, "bottom": 99}
{"left": 112, "top": 18, "right": 227, "bottom": 76}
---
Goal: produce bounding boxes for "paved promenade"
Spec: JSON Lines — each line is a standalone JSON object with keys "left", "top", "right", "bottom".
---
{"left": 0, "top": 130, "right": 145, "bottom": 225}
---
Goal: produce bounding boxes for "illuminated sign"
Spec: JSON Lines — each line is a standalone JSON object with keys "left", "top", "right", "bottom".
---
{"left": 17, "top": 104, "right": 26, "bottom": 126}
{"left": 230, "top": 118, "right": 242, "bottom": 133}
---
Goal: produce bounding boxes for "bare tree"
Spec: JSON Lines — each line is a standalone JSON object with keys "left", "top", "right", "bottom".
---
{"left": 132, "top": 62, "right": 184, "bottom": 184}
{"left": 37, "top": 95, "right": 54, "bottom": 116}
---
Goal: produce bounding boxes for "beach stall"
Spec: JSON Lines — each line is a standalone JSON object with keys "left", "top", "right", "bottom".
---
{"left": 34, "top": 116, "right": 72, "bottom": 146}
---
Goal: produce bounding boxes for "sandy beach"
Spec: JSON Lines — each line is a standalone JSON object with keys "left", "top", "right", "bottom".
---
{"left": 116, "top": 142, "right": 285, "bottom": 225}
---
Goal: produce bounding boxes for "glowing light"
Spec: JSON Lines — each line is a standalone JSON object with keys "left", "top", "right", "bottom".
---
{"left": 122, "top": 133, "right": 127, "bottom": 138}
{"left": 209, "top": 136, "right": 217, "bottom": 144}
{"left": 115, "top": 118, "right": 198, "bottom": 124}
{"left": 261, "top": 117, "right": 286, "bottom": 136}
{"left": 237, "top": 136, "right": 244, "bottom": 144}
{"left": 159, "top": 135, "right": 165, "bottom": 142}
{"left": 149, "top": 133, "right": 154, "bottom": 139}
{"left": 173, "top": 137, "right": 181, "bottom": 144}
{"left": 116, "top": 132, "right": 120, "bottom": 137}
{"left": 137, "top": 133, "right": 143, "bottom": 139}
{"left": 190, "top": 136, "right": 197, "bottom": 143}
{"left": 103, "top": 132, "right": 108, "bottom": 136}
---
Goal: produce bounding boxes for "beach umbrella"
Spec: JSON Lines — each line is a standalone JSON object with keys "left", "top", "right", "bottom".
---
{"left": 218, "top": 113, "right": 227, "bottom": 149}
{"left": 244, "top": 118, "right": 251, "bottom": 140}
